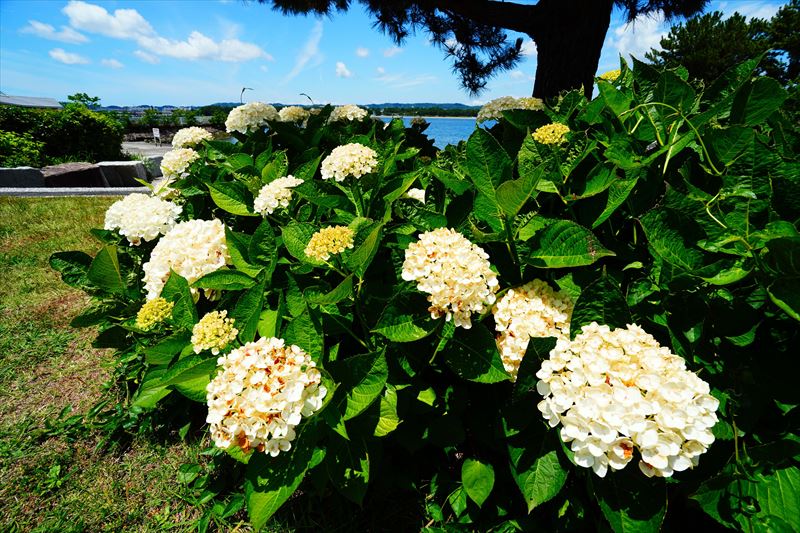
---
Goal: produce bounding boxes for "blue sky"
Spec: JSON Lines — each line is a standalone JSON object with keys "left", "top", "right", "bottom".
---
{"left": 0, "top": 0, "right": 786, "bottom": 106}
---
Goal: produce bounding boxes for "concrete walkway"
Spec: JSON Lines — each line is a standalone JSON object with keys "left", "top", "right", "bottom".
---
{"left": 122, "top": 142, "right": 172, "bottom": 157}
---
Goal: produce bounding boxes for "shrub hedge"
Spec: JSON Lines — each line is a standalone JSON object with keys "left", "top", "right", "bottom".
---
{"left": 0, "top": 104, "right": 124, "bottom": 166}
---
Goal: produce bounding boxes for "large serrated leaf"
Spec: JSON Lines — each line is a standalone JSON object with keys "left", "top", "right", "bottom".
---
{"left": 209, "top": 181, "right": 256, "bottom": 216}
{"left": 373, "top": 293, "right": 438, "bottom": 342}
{"left": 570, "top": 276, "right": 632, "bottom": 339}
{"left": 443, "top": 324, "right": 510, "bottom": 383}
{"left": 245, "top": 422, "right": 319, "bottom": 530}
{"left": 508, "top": 437, "right": 568, "bottom": 512}
{"left": 329, "top": 350, "right": 388, "bottom": 421}
{"left": 461, "top": 459, "right": 495, "bottom": 508}
{"left": 87, "top": 246, "right": 125, "bottom": 294}
{"left": 526, "top": 220, "right": 614, "bottom": 268}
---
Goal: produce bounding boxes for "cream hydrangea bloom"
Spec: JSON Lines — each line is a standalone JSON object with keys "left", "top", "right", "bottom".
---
{"left": 278, "top": 106, "right": 310, "bottom": 124}
{"left": 536, "top": 322, "right": 719, "bottom": 478}
{"left": 142, "top": 219, "right": 230, "bottom": 300}
{"left": 328, "top": 104, "right": 368, "bottom": 123}
{"left": 532, "top": 123, "right": 570, "bottom": 145}
{"left": 192, "top": 310, "right": 238, "bottom": 355}
{"left": 225, "top": 102, "right": 279, "bottom": 134}
{"left": 404, "top": 187, "right": 426, "bottom": 204}
{"left": 320, "top": 143, "right": 379, "bottom": 181}
{"left": 104, "top": 193, "right": 182, "bottom": 245}
{"left": 402, "top": 228, "right": 499, "bottom": 329}
{"left": 304, "top": 225, "right": 355, "bottom": 262}
{"left": 160, "top": 147, "right": 200, "bottom": 180}
{"left": 493, "top": 279, "right": 574, "bottom": 380}
{"left": 477, "top": 96, "right": 545, "bottom": 122}
{"left": 206, "top": 337, "right": 327, "bottom": 456}
{"left": 171, "top": 126, "right": 212, "bottom": 148}
{"left": 253, "top": 175, "right": 304, "bottom": 216}
{"left": 135, "top": 297, "right": 174, "bottom": 330}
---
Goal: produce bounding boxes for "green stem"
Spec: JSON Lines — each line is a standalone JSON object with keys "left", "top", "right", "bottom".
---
{"left": 351, "top": 180, "right": 366, "bottom": 218}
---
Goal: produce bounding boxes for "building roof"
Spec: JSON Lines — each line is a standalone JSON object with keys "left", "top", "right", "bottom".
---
{"left": 0, "top": 95, "right": 62, "bottom": 109}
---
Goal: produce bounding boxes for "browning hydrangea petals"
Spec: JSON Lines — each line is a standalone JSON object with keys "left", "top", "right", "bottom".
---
{"left": 402, "top": 227, "right": 498, "bottom": 329}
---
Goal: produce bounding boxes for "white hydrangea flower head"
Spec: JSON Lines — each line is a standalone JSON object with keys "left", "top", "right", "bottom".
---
{"left": 278, "top": 106, "right": 310, "bottom": 124}
{"left": 192, "top": 310, "right": 238, "bottom": 355}
{"left": 493, "top": 279, "right": 574, "bottom": 381}
{"left": 536, "top": 322, "right": 719, "bottom": 478}
{"left": 477, "top": 96, "right": 544, "bottom": 122}
{"left": 206, "top": 337, "right": 327, "bottom": 456}
{"left": 142, "top": 219, "right": 231, "bottom": 300}
{"left": 401, "top": 228, "right": 499, "bottom": 329}
{"left": 328, "top": 104, "right": 368, "bottom": 123}
{"left": 171, "top": 126, "right": 212, "bottom": 148}
{"left": 320, "top": 143, "right": 379, "bottom": 182}
{"left": 254, "top": 175, "right": 304, "bottom": 216}
{"left": 404, "top": 187, "right": 426, "bottom": 204}
{"left": 104, "top": 193, "right": 182, "bottom": 245}
{"left": 160, "top": 148, "right": 200, "bottom": 180}
{"left": 225, "top": 101, "right": 279, "bottom": 134}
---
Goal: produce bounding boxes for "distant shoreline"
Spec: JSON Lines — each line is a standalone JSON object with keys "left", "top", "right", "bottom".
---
{"left": 374, "top": 115, "right": 477, "bottom": 120}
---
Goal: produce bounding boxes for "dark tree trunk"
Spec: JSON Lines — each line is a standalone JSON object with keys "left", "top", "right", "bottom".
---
{"left": 529, "top": 0, "right": 614, "bottom": 99}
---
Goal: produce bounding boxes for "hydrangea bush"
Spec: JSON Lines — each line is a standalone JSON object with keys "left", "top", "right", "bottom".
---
{"left": 52, "top": 60, "right": 799, "bottom": 532}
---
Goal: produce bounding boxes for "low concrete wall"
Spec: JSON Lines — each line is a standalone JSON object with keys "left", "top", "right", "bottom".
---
{"left": 0, "top": 186, "right": 149, "bottom": 197}
{"left": 98, "top": 160, "right": 148, "bottom": 186}
{"left": 0, "top": 167, "right": 46, "bottom": 187}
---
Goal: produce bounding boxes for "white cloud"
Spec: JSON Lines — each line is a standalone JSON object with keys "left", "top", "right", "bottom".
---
{"left": 610, "top": 14, "right": 667, "bottom": 60}
{"left": 723, "top": 1, "right": 782, "bottom": 20}
{"left": 356, "top": 47, "right": 369, "bottom": 58}
{"left": 63, "top": 0, "right": 154, "bottom": 39}
{"left": 520, "top": 39, "right": 537, "bottom": 57}
{"left": 137, "top": 32, "right": 270, "bottom": 62}
{"left": 335, "top": 61, "right": 352, "bottom": 78}
{"left": 284, "top": 21, "right": 324, "bottom": 82}
{"left": 376, "top": 66, "right": 385, "bottom": 74}
{"left": 383, "top": 46, "right": 402, "bottom": 58}
{"left": 20, "top": 20, "right": 88, "bottom": 44}
{"left": 49, "top": 48, "right": 90, "bottom": 64}
{"left": 509, "top": 70, "right": 526, "bottom": 80}
{"left": 101, "top": 58, "right": 123, "bottom": 69}
{"left": 134, "top": 50, "right": 160, "bottom": 64}
{"left": 63, "top": 1, "right": 270, "bottom": 63}
{"left": 260, "top": 65, "right": 269, "bottom": 72}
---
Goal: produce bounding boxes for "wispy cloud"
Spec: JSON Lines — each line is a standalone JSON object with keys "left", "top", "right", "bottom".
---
{"left": 356, "top": 47, "right": 369, "bottom": 58}
{"left": 383, "top": 46, "right": 402, "bottom": 58}
{"left": 718, "top": 1, "right": 782, "bottom": 20}
{"left": 284, "top": 21, "right": 324, "bottom": 82}
{"left": 20, "top": 20, "right": 88, "bottom": 44}
{"left": 49, "top": 47, "right": 90, "bottom": 64}
{"left": 133, "top": 50, "right": 160, "bottom": 64}
{"left": 335, "top": 61, "right": 352, "bottom": 78}
{"left": 101, "top": 58, "right": 123, "bottom": 69}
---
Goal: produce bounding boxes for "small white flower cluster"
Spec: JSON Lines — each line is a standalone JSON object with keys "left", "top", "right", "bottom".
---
{"left": 104, "top": 193, "right": 182, "bottom": 245}
{"left": 477, "top": 96, "right": 545, "bottom": 122}
{"left": 171, "top": 126, "right": 212, "bottom": 148}
{"left": 206, "top": 337, "right": 327, "bottom": 456}
{"left": 320, "top": 143, "right": 379, "bottom": 181}
{"left": 493, "top": 279, "right": 573, "bottom": 381}
{"left": 254, "top": 175, "right": 304, "bottom": 216}
{"left": 278, "top": 106, "right": 310, "bottom": 124}
{"left": 328, "top": 104, "right": 368, "bottom": 123}
{"left": 143, "top": 219, "right": 230, "bottom": 300}
{"left": 160, "top": 147, "right": 200, "bottom": 180}
{"left": 404, "top": 187, "right": 426, "bottom": 204}
{"left": 536, "top": 322, "right": 719, "bottom": 478}
{"left": 225, "top": 102, "right": 279, "bottom": 134}
{"left": 402, "top": 228, "right": 499, "bottom": 329}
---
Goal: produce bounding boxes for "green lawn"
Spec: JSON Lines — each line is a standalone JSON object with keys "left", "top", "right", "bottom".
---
{"left": 0, "top": 197, "right": 226, "bottom": 532}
